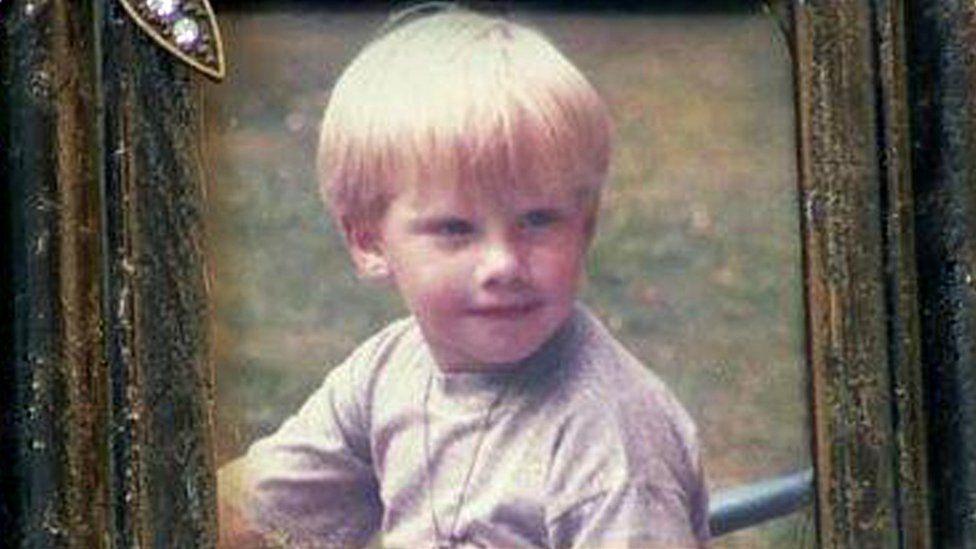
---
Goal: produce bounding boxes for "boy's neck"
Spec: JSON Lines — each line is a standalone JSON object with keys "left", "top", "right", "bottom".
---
{"left": 429, "top": 351, "right": 523, "bottom": 375}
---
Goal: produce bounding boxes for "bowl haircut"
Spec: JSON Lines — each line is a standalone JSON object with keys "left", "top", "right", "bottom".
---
{"left": 317, "top": 7, "right": 612, "bottom": 237}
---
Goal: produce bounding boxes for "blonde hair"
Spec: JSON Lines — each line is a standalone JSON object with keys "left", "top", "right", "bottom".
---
{"left": 317, "top": 6, "right": 612, "bottom": 233}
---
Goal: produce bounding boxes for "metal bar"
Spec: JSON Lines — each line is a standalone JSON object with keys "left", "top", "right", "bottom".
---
{"left": 709, "top": 468, "right": 814, "bottom": 537}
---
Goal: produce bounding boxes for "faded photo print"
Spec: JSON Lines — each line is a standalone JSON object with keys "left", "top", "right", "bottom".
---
{"left": 204, "top": 4, "right": 809, "bottom": 547}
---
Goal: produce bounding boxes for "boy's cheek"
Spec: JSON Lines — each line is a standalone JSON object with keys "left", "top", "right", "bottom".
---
{"left": 535, "top": 243, "right": 587, "bottom": 275}
{"left": 393, "top": 270, "right": 462, "bottom": 309}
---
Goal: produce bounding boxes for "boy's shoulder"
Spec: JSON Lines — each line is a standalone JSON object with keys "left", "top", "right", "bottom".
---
{"left": 332, "top": 314, "right": 424, "bottom": 376}
{"left": 553, "top": 305, "right": 697, "bottom": 436}
{"left": 357, "top": 314, "right": 422, "bottom": 352}
{"left": 540, "top": 304, "right": 701, "bottom": 481}
{"left": 310, "top": 314, "right": 430, "bottom": 414}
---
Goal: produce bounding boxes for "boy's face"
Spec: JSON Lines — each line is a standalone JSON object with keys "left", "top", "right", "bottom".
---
{"left": 351, "top": 179, "right": 594, "bottom": 371}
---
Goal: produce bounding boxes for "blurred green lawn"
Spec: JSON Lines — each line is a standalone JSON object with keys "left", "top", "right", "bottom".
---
{"left": 205, "top": 9, "right": 811, "bottom": 547}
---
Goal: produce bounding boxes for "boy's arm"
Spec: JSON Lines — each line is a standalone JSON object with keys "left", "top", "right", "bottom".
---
{"left": 217, "top": 491, "right": 270, "bottom": 548}
{"left": 217, "top": 331, "right": 394, "bottom": 549}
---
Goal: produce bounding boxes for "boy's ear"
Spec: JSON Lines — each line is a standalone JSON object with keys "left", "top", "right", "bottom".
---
{"left": 584, "top": 213, "right": 596, "bottom": 245}
{"left": 341, "top": 217, "right": 392, "bottom": 283}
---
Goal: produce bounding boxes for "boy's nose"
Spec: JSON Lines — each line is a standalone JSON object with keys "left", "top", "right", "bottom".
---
{"left": 476, "top": 239, "right": 525, "bottom": 289}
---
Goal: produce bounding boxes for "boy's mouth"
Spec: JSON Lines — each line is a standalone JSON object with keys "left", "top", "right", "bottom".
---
{"left": 468, "top": 301, "right": 543, "bottom": 319}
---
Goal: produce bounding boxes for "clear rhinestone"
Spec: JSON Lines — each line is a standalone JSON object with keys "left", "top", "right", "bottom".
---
{"left": 172, "top": 17, "right": 201, "bottom": 49}
{"left": 145, "top": 0, "right": 179, "bottom": 18}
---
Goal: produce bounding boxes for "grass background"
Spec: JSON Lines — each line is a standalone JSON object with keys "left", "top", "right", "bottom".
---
{"left": 204, "top": 8, "right": 813, "bottom": 546}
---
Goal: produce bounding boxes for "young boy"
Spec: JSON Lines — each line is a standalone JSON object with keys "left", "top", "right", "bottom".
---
{"left": 220, "top": 7, "right": 709, "bottom": 548}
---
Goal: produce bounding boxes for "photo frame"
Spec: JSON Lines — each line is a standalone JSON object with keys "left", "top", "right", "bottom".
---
{"left": 4, "top": 0, "right": 975, "bottom": 546}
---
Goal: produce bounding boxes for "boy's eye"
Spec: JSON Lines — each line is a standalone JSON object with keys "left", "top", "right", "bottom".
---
{"left": 521, "top": 209, "right": 561, "bottom": 229}
{"left": 434, "top": 219, "right": 475, "bottom": 237}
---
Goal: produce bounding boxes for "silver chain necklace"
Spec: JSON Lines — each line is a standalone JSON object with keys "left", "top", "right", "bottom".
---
{"left": 422, "top": 370, "right": 511, "bottom": 549}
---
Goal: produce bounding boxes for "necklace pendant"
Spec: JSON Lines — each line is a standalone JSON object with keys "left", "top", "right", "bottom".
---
{"left": 434, "top": 534, "right": 471, "bottom": 549}
{"left": 444, "top": 533, "right": 484, "bottom": 548}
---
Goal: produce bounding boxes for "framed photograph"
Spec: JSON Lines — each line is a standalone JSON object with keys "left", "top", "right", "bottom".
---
{"left": 9, "top": 0, "right": 968, "bottom": 547}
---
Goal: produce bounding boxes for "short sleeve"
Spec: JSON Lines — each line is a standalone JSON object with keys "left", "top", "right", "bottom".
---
{"left": 218, "top": 322, "right": 408, "bottom": 548}
{"left": 541, "top": 351, "right": 710, "bottom": 548}
{"left": 547, "top": 480, "right": 708, "bottom": 549}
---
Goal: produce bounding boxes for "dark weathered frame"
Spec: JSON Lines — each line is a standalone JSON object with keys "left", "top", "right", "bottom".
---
{"left": 4, "top": 1, "right": 976, "bottom": 547}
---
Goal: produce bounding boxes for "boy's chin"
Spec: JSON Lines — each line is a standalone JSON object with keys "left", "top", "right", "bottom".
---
{"left": 427, "top": 311, "right": 574, "bottom": 371}
{"left": 464, "top": 317, "right": 575, "bottom": 368}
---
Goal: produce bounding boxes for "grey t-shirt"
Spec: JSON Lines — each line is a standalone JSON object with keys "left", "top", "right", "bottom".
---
{"left": 220, "top": 304, "right": 709, "bottom": 548}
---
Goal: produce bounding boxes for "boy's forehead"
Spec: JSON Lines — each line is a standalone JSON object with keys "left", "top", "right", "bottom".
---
{"left": 392, "top": 174, "right": 580, "bottom": 211}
